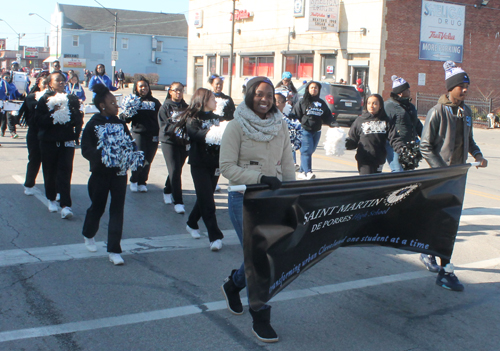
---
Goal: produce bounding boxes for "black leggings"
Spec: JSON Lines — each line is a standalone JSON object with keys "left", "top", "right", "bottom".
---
{"left": 187, "top": 165, "right": 224, "bottom": 242}
{"left": 130, "top": 132, "right": 158, "bottom": 185}
{"left": 82, "top": 173, "right": 127, "bottom": 253}
{"left": 161, "top": 142, "right": 188, "bottom": 204}
{"left": 358, "top": 163, "right": 383, "bottom": 175}
{"left": 24, "top": 129, "right": 42, "bottom": 188}
{"left": 40, "top": 141, "right": 75, "bottom": 208}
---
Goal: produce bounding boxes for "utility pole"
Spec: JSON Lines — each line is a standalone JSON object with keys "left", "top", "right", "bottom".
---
{"left": 0, "top": 19, "right": 24, "bottom": 61}
{"left": 94, "top": 0, "right": 118, "bottom": 85}
{"left": 228, "top": 0, "right": 236, "bottom": 97}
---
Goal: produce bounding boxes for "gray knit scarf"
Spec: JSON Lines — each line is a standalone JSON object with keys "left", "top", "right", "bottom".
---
{"left": 234, "top": 103, "right": 283, "bottom": 142}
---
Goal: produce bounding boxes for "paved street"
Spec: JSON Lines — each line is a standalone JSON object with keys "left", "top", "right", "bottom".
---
{"left": 0, "top": 93, "right": 499, "bottom": 350}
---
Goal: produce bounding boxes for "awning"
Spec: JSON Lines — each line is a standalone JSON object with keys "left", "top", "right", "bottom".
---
{"left": 43, "top": 56, "right": 59, "bottom": 63}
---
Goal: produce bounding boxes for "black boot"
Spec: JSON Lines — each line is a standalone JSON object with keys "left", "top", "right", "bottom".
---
{"left": 249, "top": 306, "right": 279, "bottom": 343}
{"left": 221, "top": 269, "right": 244, "bottom": 315}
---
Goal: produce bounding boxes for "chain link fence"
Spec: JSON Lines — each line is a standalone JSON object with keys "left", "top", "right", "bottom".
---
{"left": 415, "top": 93, "right": 492, "bottom": 126}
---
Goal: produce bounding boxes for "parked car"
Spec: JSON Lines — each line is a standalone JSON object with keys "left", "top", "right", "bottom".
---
{"left": 295, "top": 82, "right": 362, "bottom": 125}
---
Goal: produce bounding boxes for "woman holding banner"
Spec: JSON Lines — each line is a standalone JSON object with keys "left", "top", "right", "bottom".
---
{"left": 220, "top": 76, "right": 295, "bottom": 343}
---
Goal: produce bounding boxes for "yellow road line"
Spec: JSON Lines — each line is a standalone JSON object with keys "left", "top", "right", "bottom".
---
{"left": 313, "top": 154, "right": 500, "bottom": 201}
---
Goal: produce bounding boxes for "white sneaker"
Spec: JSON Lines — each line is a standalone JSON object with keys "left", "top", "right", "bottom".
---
{"left": 306, "top": 172, "right": 316, "bottom": 180}
{"left": 24, "top": 186, "right": 35, "bottom": 196}
{"left": 215, "top": 184, "right": 221, "bottom": 192}
{"left": 174, "top": 204, "right": 185, "bottom": 214}
{"left": 130, "top": 182, "right": 138, "bottom": 192}
{"left": 109, "top": 253, "right": 124, "bottom": 265}
{"left": 138, "top": 185, "right": 148, "bottom": 193}
{"left": 186, "top": 225, "right": 201, "bottom": 239}
{"left": 163, "top": 193, "right": 173, "bottom": 204}
{"left": 61, "top": 207, "right": 73, "bottom": 219}
{"left": 48, "top": 200, "right": 58, "bottom": 213}
{"left": 210, "top": 239, "right": 223, "bottom": 251}
{"left": 56, "top": 193, "right": 61, "bottom": 201}
{"left": 84, "top": 237, "right": 97, "bottom": 252}
{"left": 296, "top": 172, "right": 308, "bottom": 180}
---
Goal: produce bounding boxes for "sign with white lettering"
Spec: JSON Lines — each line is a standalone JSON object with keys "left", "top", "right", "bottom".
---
{"left": 419, "top": 0, "right": 465, "bottom": 62}
{"left": 242, "top": 164, "right": 470, "bottom": 310}
{"left": 306, "top": 0, "right": 340, "bottom": 33}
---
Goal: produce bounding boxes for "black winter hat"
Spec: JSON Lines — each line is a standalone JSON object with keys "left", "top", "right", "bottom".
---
{"left": 444, "top": 61, "right": 470, "bottom": 91}
{"left": 245, "top": 76, "right": 274, "bottom": 93}
{"left": 391, "top": 75, "right": 410, "bottom": 94}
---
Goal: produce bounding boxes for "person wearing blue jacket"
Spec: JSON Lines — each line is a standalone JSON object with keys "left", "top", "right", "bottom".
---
{"left": 88, "top": 64, "right": 118, "bottom": 97}
{"left": 1, "top": 71, "right": 21, "bottom": 138}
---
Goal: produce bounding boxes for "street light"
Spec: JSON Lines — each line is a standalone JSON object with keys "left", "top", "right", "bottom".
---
{"left": 94, "top": 0, "right": 118, "bottom": 85}
{"left": 29, "top": 13, "right": 59, "bottom": 60}
{"left": 0, "top": 19, "right": 25, "bottom": 56}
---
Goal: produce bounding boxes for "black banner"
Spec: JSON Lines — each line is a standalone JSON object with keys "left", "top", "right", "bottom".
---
{"left": 242, "top": 164, "right": 470, "bottom": 310}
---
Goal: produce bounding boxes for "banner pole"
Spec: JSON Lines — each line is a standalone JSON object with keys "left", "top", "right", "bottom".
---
{"left": 228, "top": 185, "right": 246, "bottom": 192}
{"left": 470, "top": 162, "right": 480, "bottom": 167}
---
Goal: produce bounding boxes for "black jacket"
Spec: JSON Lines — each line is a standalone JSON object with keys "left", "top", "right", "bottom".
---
{"left": 81, "top": 113, "right": 132, "bottom": 175}
{"left": 18, "top": 92, "right": 39, "bottom": 129}
{"left": 213, "top": 92, "right": 235, "bottom": 121}
{"left": 35, "top": 91, "right": 82, "bottom": 142}
{"left": 124, "top": 96, "right": 161, "bottom": 136}
{"left": 385, "top": 94, "right": 423, "bottom": 143}
{"left": 186, "top": 111, "right": 220, "bottom": 168}
{"left": 158, "top": 98, "right": 188, "bottom": 143}
{"left": 346, "top": 111, "right": 404, "bottom": 166}
{"left": 290, "top": 96, "right": 334, "bottom": 132}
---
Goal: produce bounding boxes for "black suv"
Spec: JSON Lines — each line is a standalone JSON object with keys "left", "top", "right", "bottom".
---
{"left": 296, "top": 82, "right": 362, "bottom": 125}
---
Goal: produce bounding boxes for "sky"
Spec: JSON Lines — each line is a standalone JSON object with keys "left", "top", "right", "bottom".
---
{"left": 0, "top": 0, "right": 189, "bottom": 50}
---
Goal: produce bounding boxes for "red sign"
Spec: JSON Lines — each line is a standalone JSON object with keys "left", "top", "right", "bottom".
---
{"left": 230, "top": 10, "right": 254, "bottom": 21}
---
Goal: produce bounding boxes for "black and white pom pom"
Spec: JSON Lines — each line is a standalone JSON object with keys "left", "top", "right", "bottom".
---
{"left": 398, "top": 141, "right": 422, "bottom": 170}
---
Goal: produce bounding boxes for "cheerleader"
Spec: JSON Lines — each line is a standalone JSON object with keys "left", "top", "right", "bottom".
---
{"left": 122, "top": 76, "right": 161, "bottom": 192}
{"left": 66, "top": 74, "right": 86, "bottom": 145}
{"left": 209, "top": 74, "right": 235, "bottom": 121}
{"left": 88, "top": 64, "right": 118, "bottom": 96}
{"left": 158, "top": 82, "right": 189, "bottom": 213}
{"left": 81, "top": 84, "right": 143, "bottom": 265}
{"left": 18, "top": 73, "right": 49, "bottom": 195}
{"left": 183, "top": 88, "right": 225, "bottom": 250}
{"left": 35, "top": 72, "right": 83, "bottom": 218}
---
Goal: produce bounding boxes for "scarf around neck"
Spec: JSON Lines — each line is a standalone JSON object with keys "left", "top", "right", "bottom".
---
{"left": 234, "top": 102, "right": 282, "bottom": 142}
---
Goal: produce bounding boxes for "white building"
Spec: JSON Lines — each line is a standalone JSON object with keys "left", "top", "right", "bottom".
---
{"left": 49, "top": 3, "right": 188, "bottom": 84}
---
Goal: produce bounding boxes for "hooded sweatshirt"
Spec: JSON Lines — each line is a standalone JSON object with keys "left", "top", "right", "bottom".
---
{"left": 290, "top": 82, "right": 334, "bottom": 132}
{"left": 346, "top": 111, "right": 403, "bottom": 166}
{"left": 81, "top": 113, "right": 132, "bottom": 175}
{"left": 124, "top": 95, "right": 161, "bottom": 136}
{"left": 186, "top": 111, "right": 221, "bottom": 168}
{"left": 158, "top": 98, "right": 189, "bottom": 143}
{"left": 35, "top": 91, "right": 82, "bottom": 142}
{"left": 385, "top": 93, "right": 422, "bottom": 143}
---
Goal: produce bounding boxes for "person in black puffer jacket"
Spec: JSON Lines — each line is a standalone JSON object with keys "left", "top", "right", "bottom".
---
{"left": 384, "top": 75, "right": 423, "bottom": 172}
{"left": 36, "top": 72, "right": 83, "bottom": 218}
{"left": 182, "top": 88, "right": 225, "bottom": 251}
{"left": 157, "top": 82, "right": 189, "bottom": 213}
{"left": 346, "top": 94, "right": 404, "bottom": 175}
{"left": 123, "top": 76, "right": 161, "bottom": 193}
{"left": 290, "top": 81, "right": 335, "bottom": 180}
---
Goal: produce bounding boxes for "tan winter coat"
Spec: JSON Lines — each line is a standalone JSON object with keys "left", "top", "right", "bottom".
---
{"left": 220, "top": 116, "right": 296, "bottom": 187}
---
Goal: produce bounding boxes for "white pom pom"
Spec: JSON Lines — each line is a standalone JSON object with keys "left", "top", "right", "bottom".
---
{"left": 391, "top": 75, "right": 398, "bottom": 82}
{"left": 443, "top": 60, "right": 456, "bottom": 71}
{"left": 323, "top": 127, "right": 346, "bottom": 157}
{"left": 205, "top": 120, "right": 229, "bottom": 145}
{"left": 47, "top": 93, "right": 71, "bottom": 125}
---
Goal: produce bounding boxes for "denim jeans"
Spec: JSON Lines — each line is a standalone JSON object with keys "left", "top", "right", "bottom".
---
{"left": 228, "top": 191, "right": 246, "bottom": 288}
{"left": 299, "top": 129, "right": 321, "bottom": 173}
{"left": 385, "top": 141, "right": 403, "bottom": 172}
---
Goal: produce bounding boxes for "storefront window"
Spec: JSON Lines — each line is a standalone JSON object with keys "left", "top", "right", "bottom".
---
{"left": 221, "top": 56, "right": 235, "bottom": 76}
{"left": 284, "top": 54, "right": 313, "bottom": 79}
{"left": 207, "top": 56, "right": 216, "bottom": 76}
{"left": 241, "top": 56, "right": 274, "bottom": 77}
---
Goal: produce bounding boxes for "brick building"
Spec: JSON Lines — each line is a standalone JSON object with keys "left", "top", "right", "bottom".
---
{"left": 187, "top": 0, "right": 500, "bottom": 110}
